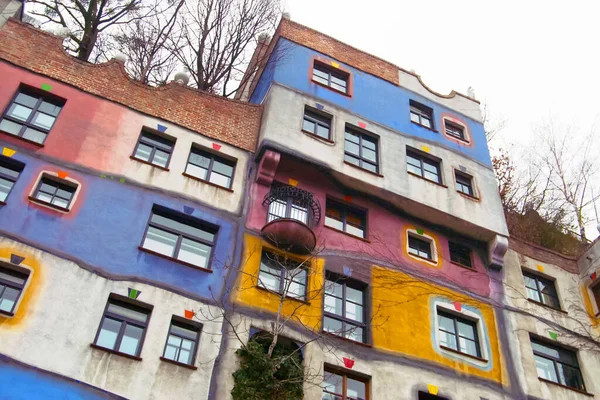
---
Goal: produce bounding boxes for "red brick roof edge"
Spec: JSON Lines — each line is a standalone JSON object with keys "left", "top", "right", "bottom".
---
{"left": 0, "top": 19, "right": 262, "bottom": 152}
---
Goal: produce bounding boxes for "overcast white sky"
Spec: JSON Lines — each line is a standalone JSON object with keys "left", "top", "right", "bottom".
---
{"left": 285, "top": 0, "right": 600, "bottom": 240}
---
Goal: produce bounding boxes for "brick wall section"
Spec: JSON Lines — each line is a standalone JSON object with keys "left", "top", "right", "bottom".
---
{"left": 509, "top": 237, "right": 579, "bottom": 274}
{"left": 279, "top": 19, "right": 399, "bottom": 85}
{"left": 0, "top": 19, "right": 261, "bottom": 152}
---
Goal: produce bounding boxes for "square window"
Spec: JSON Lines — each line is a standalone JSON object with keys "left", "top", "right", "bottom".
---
{"left": 258, "top": 251, "right": 307, "bottom": 301}
{"left": 409, "top": 100, "right": 434, "bottom": 129}
{"left": 93, "top": 295, "right": 152, "bottom": 357}
{"left": 0, "top": 264, "right": 30, "bottom": 314}
{"left": 141, "top": 206, "right": 217, "bottom": 270}
{"left": 32, "top": 175, "right": 77, "bottom": 211}
{"left": 132, "top": 130, "right": 175, "bottom": 168}
{"left": 406, "top": 149, "right": 442, "bottom": 184}
{"left": 265, "top": 182, "right": 317, "bottom": 227}
{"left": 455, "top": 172, "right": 474, "bottom": 196}
{"left": 445, "top": 121, "right": 466, "bottom": 141}
{"left": 0, "top": 87, "right": 65, "bottom": 144}
{"left": 344, "top": 126, "right": 379, "bottom": 173}
{"left": 162, "top": 317, "right": 202, "bottom": 366}
{"left": 312, "top": 62, "right": 350, "bottom": 94}
{"left": 185, "top": 146, "right": 236, "bottom": 189}
{"left": 408, "top": 235, "right": 433, "bottom": 260}
{"left": 302, "top": 106, "right": 332, "bottom": 140}
{"left": 322, "top": 367, "right": 369, "bottom": 400}
{"left": 523, "top": 271, "right": 561, "bottom": 310}
{"left": 325, "top": 199, "right": 367, "bottom": 239}
{"left": 323, "top": 273, "right": 367, "bottom": 343}
{"left": 449, "top": 242, "right": 472, "bottom": 268}
{"left": 0, "top": 156, "right": 25, "bottom": 203}
{"left": 437, "top": 309, "right": 481, "bottom": 358}
{"left": 530, "top": 336, "right": 586, "bottom": 391}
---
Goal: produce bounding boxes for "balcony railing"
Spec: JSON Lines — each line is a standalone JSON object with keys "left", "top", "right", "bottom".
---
{"left": 263, "top": 185, "right": 321, "bottom": 228}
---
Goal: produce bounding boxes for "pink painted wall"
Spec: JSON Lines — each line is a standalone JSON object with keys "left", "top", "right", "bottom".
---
{"left": 247, "top": 156, "right": 493, "bottom": 297}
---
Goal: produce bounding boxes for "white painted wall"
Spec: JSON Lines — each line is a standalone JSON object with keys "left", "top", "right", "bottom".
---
{"left": 0, "top": 236, "right": 223, "bottom": 400}
{"left": 259, "top": 84, "right": 508, "bottom": 240}
{"left": 503, "top": 247, "right": 600, "bottom": 399}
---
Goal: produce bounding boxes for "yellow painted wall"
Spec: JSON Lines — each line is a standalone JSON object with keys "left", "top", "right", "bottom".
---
{"left": 371, "top": 266, "right": 505, "bottom": 383}
{"left": 0, "top": 246, "right": 43, "bottom": 329}
{"left": 235, "top": 234, "right": 324, "bottom": 331}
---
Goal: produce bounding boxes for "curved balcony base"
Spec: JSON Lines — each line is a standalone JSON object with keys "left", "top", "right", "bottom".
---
{"left": 261, "top": 218, "right": 317, "bottom": 254}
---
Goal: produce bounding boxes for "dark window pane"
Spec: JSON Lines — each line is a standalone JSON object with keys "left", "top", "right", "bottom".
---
{"left": 150, "top": 213, "right": 215, "bottom": 242}
{"left": 107, "top": 302, "right": 148, "bottom": 323}
{"left": 14, "top": 93, "right": 38, "bottom": 107}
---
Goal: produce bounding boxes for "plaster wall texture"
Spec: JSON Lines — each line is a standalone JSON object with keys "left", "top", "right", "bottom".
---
{"left": 212, "top": 313, "right": 513, "bottom": 400}
{"left": 0, "top": 147, "right": 237, "bottom": 300}
{"left": 246, "top": 158, "right": 496, "bottom": 298}
{"left": 0, "top": 236, "right": 223, "bottom": 400}
{"left": 503, "top": 247, "right": 600, "bottom": 399}
{"left": 257, "top": 84, "right": 507, "bottom": 240}
{"left": 250, "top": 39, "right": 491, "bottom": 166}
{"left": 0, "top": 63, "right": 250, "bottom": 214}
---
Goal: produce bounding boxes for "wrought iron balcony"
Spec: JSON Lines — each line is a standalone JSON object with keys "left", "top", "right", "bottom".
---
{"left": 261, "top": 185, "right": 321, "bottom": 254}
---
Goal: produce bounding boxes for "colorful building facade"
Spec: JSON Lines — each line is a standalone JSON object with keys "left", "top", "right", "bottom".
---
{"left": 0, "top": 16, "right": 599, "bottom": 400}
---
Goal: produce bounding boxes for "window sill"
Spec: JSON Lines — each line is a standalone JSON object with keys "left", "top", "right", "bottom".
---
{"left": 538, "top": 378, "right": 593, "bottom": 397}
{"left": 343, "top": 161, "right": 383, "bottom": 177}
{"left": 457, "top": 190, "right": 480, "bottom": 201}
{"left": 301, "top": 129, "right": 335, "bottom": 144}
{"left": 322, "top": 331, "right": 372, "bottom": 348}
{"left": 439, "top": 345, "right": 488, "bottom": 363}
{"left": 410, "top": 121, "right": 438, "bottom": 133}
{"left": 408, "top": 251, "right": 438, "bottom": 265}
{"left": 0, "top": 130, "right": 45, "bottom": 147}
{"left": 28, "top": 196, "right": 70, "bottom": 212}
{"left": 324, "top": 225, "right": 370, "bottom": 243}
{"left": 407, "top": 171, "right": 448, "bottom": 188}
{"left": 311, "top": 79, "right": 352, "bottom": 97}
{"left": 255, "top": 285, "right": 310, "bottom": 305}
{"left": 450, "top": 261, "right": 475, "bottom": 271}
{"left": 130, "top": 156, "right": 170, "bottom": 171}
{"left": 527, "top": 299, "right": 568, "bottom": 315}
{"left": 138, "top": 246, "right": 213, "bottom": 273}
{"left": 89, "top": 344, "right": 143, "bottom": 361}
{"left": 159, "top": 357, "right": 198, "bottom": 370}
{"left": 0, "top": 310, "right": 15, "bottom": 317}
{"left": 182, "top": 172, "right": 234, "bottom": 192}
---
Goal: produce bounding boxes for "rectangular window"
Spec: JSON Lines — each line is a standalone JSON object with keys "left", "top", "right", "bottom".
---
{"left": 185, "top": 147, "right": 235, "bottom": 189}
{"left": 408, "top": 235, "right": 433, "bottom": 260}
{"left": 162, "top": 317, "right": 202, "bottom": 366}
{"left": 437, "top": 309, "right": 481, "bottom": 358}
{"left": 302, "top": 107, "right": 332, "bottom": 140}
{"left": 0, "top": 156, "right": 25, "bottom": 203}
{"left": 449, "top": 242, "right": 472, "bottom": 268}
{"left": 523, "top": 271, "right": 561, "bottom": 310}
{"left": 445, "top": 121, "right": 465, "bottom": 140}
{"left": 0, "top": 87, "right": 64, "bottom": 144}
{"left": 455, "top": 172, "right": 474, "bottom": 196}
{"left": 409, "top": 100, "right": 434, "bottom": 129}
{"left": 141, "top": 206, "right": 217, "bottom": 270}
{"left": 531, "top": 337, "right": 585, "bottom": 391}
{"left": 406, "top": 150, "right": 442, "bottom": 184}
{"left": 0, "top": 265, "right": 30, "bottom": 314}
{"left": 132, "top": 130, "right": 175, "bottom": 168}
{"left": 323, "top": 274, "right": 367, "bottom": 343}
{"left": 325, "top": 199, "right": 367, "bottom": 239}
{"left": 312, "top": 62, "right": 349, "bottom": 94}
{"left": 32, "top": 176, "right": 77, "bottom": 210}
{"left": 344, "top": 127, "right": 378, "bottom": 173}
{"left": 258, "top": 251, "right": 307, "bottom": 300}
{"left": 322, "top": 368, "right": 369, "bottom": 400}
{"left": 93, "top": 296, "right": 152, "bottom": 357}
{"left": 592, "top": 283, "right": 600, "bottom": 312}
{"left": 266, "top": 183, "right": 312, "bottom": 226}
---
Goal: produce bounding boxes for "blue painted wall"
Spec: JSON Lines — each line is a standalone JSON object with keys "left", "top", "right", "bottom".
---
{"left": 0, "top": 356, "right": 125, "bottom": 399}
{"left": 0, "top": 147, "right": 236, "bottom": 300}
{"left": 251, "top": 39, "right": 492, "bottom": 167}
